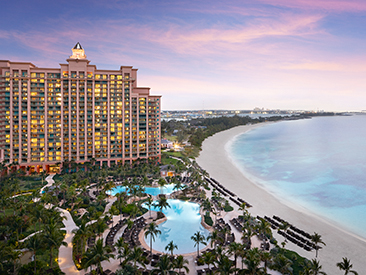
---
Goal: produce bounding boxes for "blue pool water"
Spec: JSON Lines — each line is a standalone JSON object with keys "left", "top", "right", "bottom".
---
{"left": 143, "top": 199, "right": 209, "bottom": 254}
{"left": 228, "top": 115, "right": 366, "bottom": 239}
{"left": 109, "top": 183, "right": 178, "bottom": 196}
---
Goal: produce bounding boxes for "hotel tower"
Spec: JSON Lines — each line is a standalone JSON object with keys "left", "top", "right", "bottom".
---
{"left": 0, "top": 43, "right": 161, "bottom": 173}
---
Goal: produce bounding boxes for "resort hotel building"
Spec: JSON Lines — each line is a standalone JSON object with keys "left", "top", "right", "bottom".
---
{"left": 0, "top": 43, "right": 161, "bottom": 173}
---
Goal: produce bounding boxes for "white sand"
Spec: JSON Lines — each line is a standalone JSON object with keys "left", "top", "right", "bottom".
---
{"left": 196, "top": 124, "right": 366, "bottom": 274}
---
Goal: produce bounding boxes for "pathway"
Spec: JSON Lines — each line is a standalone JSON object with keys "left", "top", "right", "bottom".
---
{"left": 44, "top": 175, "right": 84, "bottom": 274}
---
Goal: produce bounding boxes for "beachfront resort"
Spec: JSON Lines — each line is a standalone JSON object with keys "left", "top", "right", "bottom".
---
{"left": 0, "top": 46, "right": 362, "bottom": 274}
{"left": 1, "top": 148, "right": 357, "bottom": 275}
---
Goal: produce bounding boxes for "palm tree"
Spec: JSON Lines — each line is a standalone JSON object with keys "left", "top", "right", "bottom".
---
{"left": 158, "top": 177, "right": 167, "bottom": 194}
{"left": 95, "top": 218, "right": 108, "bottom": 240}
{"left": 207, "top": 230, "right": 223, "bottom": 249}
{"left": 82, "top": 238, "right": 115, "bottom": 274}
{"left": 272, "top": 254, "right": 293, "bottom": 275}
{"left": 256, "top": 219, "right": 272, "bottom": 247}
{"left": 202, "top": 251, "right": 216, "bottom": 274}
{"left": 115, "top": 237, "right": 127, "bottom": 265}
{"left": 155, "top": 196, "right": 171, "bottom": 214}
{"left": 165, "top": 240, "right": 178, "bottom": 256}
{"left": 145, "top": 222, "right": 162, "bottom": 255}
{"left": 307, "top": 259, "right": 327, "bottom": 275}
{"left": 5, "top": 245, "right": 22, "bottom": 275}
{"left": 259, "top": 250, "right": 272, "bottom": 275}
{"left": 25, "top": 234, "right": 43, "bottom": 274}
{"left": 72, "top": 220, "right": 92, "bottom": 257}
{"left": 242, "top": 248, "right": 263, "bottom": 275}
{"left": 215, "top": 254, "right": 237, "bottom": 275}
{"left": 336, "top": 257, "right": 358, "bottom": 275}
{"left": 311, "top": 232, "right": 326, "bottom": 258}
{"left": 151, "top": 254, "right": 178, "bottom": 274}
{"left": 191, "top": 231, "right": 207, "bottom": 257}
{"left": 128, "top": 246, "right": 146, "bottom": 270}
{"left": 228, "top": 242, "right": 242, "bottom": 270}
{"left": 145, "top": 196, "right": 154, "bottom": 218}
{"left": 174, "top": 255, "right": 189, "bottom": 274}
{"left": 278, "top": 221, "right": 290, "bottom": 243}
{"left": 42, "top": 216, "right": 67, "bottom": 269}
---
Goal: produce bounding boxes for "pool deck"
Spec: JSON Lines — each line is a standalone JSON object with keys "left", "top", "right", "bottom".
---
{"left": 53, "top": 172, "right": 281, "bottom": 275}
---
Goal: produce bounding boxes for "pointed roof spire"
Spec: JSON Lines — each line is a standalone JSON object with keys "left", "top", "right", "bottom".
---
{"left": 73, "top": 42, "right": 83, "bottom": 50}
{"left": 70, "top": 42, "right": 86, "bottom": 59}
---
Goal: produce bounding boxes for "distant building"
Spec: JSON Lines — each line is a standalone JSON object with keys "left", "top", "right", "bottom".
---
{"left": 161, "top": 138, "right": 173, "bottom": 149}
{"left": 0, "top": 43, "right": 161, "bottom": 173}
{"left": 160, "top": 164, "right": 175, "bottom": 177}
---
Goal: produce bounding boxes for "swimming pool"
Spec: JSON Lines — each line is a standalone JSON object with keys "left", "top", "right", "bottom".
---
{"left": 143, "top": 199, "right": 210, "bottom": 254}
{"left": 109, "top": 183, "right": 179, "bottom": 196}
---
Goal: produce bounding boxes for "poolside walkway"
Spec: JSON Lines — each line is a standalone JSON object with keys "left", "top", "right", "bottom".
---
{"left": 44, "top": 175, "right": 84, "bottom": 275}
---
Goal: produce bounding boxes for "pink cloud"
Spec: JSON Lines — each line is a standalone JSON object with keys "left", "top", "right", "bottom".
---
{"left": 257, "top": 0, "right": 366, "bottom": 11}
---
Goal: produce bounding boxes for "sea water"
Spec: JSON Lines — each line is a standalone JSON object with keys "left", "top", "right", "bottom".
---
{"left": 229, "top": 115, "right": 366, "bottom": 239}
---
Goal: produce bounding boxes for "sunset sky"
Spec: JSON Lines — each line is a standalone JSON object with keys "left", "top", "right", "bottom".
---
{"left": 1, "top": 0, "right": 365, "bottom": 111}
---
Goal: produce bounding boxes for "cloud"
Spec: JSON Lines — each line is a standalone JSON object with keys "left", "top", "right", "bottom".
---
{"left": 257, "top": 0, "right": 366, "bottom": 12}
{"left": 278, "top": 61, "right": 343, "bottom": 71}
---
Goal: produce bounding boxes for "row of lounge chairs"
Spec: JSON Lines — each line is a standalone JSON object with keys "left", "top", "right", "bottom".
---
{"left": 262, "top": 215, "right": 315, "bottom": 252}
{"left": 273, "top": 215, "right": 312, "bottom": 239}
{"left": 122, "top": 216, "right": 147, "bottom": 247}
{"left": 206, "top": 177, "right": 252, "bottom": 208}
{"left": 106, "top": 219, "right": 125, "bottom": 248}
{"left": 209, "top": 178, "right": 236, "bottom": 197}
{"left": 211, "top": 197, "right": 224, "bottom": 211}
{"left": 213, "top": 218, "right": 235, "bottom": 246}
{"left": 230, "top": 217, "right": 244, "bottom": 231}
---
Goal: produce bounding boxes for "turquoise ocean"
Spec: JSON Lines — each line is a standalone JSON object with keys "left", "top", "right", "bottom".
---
{"left": 228, "top": 115, "right": 366, "bottom": 239}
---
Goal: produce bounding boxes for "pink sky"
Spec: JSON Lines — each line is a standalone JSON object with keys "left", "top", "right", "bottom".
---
{"left": 1, "top": 0, "right": 365, "bottom": 111}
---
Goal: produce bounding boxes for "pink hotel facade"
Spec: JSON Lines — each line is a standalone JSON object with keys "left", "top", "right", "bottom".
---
{"left": 0, "top": 43, "right": 161, "bottom": 173}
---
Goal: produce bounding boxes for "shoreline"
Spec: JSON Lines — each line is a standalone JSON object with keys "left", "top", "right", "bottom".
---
{"left": 196, "top": 123, "right": 366, "bottom": 274}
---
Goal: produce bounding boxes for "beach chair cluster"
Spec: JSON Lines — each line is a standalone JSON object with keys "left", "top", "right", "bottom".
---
{"left": 106, "top": 219, "right": 126, "bottom": 248}
{"left": 122, "top": 216, "right": 146, "bottom": 247}
{"left": 263, "top": 215, "right": 315, "bottom": 252}
{"left": 213, "top": 218, "right": 235, "bottom": 246}
{"left": 179, "top": 176, "right": 192, "bottom": 183}
{"left": 229, "top": 217, "right": 244, "bottom": 231}
{"left": 205, "top": 177, "right": 252, "bottom": 208}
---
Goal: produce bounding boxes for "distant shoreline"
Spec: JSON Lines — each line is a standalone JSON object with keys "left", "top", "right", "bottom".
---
{"left": 196, "top": 123, "right": 366, "bottom": 274}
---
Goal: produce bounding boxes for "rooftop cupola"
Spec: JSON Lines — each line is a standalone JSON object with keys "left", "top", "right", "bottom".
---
{"left": 69, "top": 42, "right": 87, "bottom": 59}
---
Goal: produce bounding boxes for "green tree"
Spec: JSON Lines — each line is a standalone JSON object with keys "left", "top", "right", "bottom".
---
{"left": 306, "top": 259, "right": 327, "bottom": 275}
{"left": 241, "top": 248, "right": 263, "bottom": 275}
{"left": 155, "top": 196, "right": 171, "bottom": 214}
{"left": 191, "top": 231, "right": 207, "bottom": 257}
{"left": 311, "top": 232, "right": 326, "bottom": 258}
{"left": 144, "top": 222, "right": 162, "bottom": 255}
{"left": 174, "top": 255, "right": 189, "bottom": 274}
{"left": 165, "top": 240, "right": 178, "bottom": 256}
{"left": 151, "top": 254, "right": 178, "bottom": 275}
{"left": 115, "top": 237, "right": 127, "bottom": 265}
{"left": 82, "top": 238, "right": 115, "bottom": 274}
{"left": 25, "top": 234, "right": 43, "bottom": 274}
{"left": 42, "top": 216, "right": 67, "bottom": 269}
{"left": 228, "top": 242, "right": 243, "bottom": 271}
{"left": 336, "top": 257, "right": 358, "bottom": 275}
{"left": 207, "top": 230, "right": 223, "bottom": 249}
{"left": 128, "top": 246, "right": 146, "bottom": 270}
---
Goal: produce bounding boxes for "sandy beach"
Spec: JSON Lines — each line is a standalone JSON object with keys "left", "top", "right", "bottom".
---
{"left": 196, "top": 123, "right": 366, "bottom": 274}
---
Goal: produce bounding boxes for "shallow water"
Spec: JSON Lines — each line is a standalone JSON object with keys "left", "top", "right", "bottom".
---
{"left": 229, "top": 115, "right": 366, "bottom": 238}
